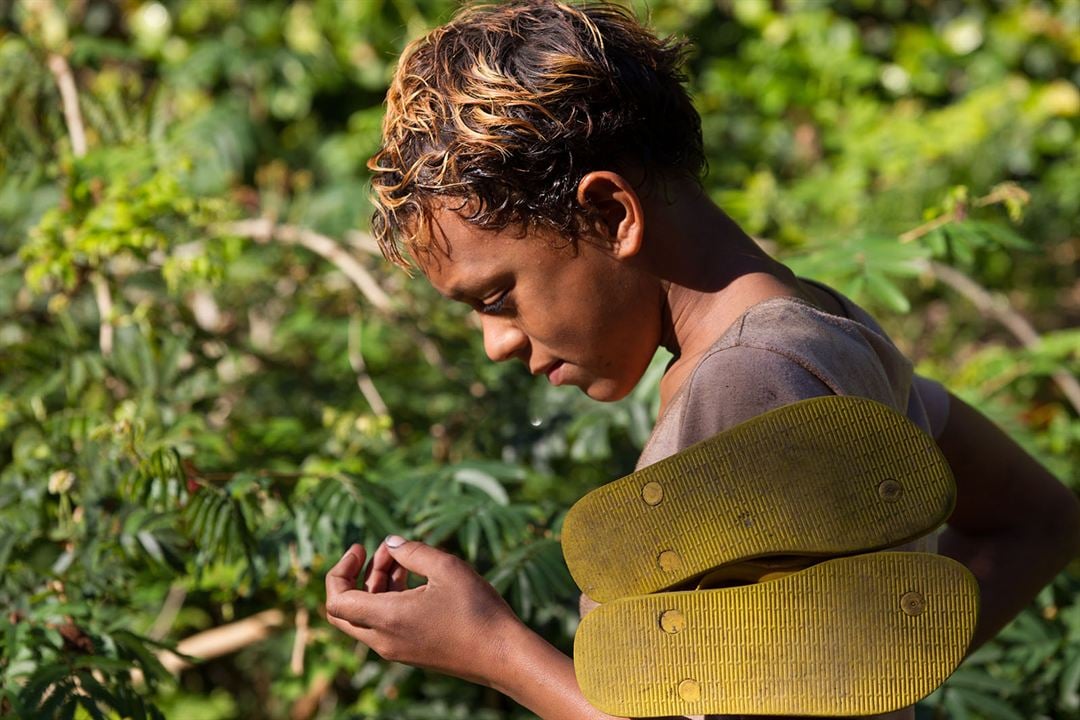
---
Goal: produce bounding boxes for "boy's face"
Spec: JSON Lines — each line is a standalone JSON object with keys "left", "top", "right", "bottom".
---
{"left": 418, "top": 206, "right": 662, "bottom": 402}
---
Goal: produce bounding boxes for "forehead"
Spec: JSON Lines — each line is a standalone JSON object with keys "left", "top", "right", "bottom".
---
{"left": 415, "top": 207, "right": 526, "bottom": 298}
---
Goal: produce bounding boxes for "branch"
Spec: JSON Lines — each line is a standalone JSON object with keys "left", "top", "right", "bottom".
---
{"left": 217, "top": 221, "right": 450, "bottom": 372}
{"left": 289, "top": 606, "right": 310, "bottom": 676}
{"left": 290, "top": 674, "right": 334, "bottom": 720}
{"left": 224, "top": 219, "right": 393, "bottom": 312}
{"left": 898, "top": 213, "right": 954, "bottom": 244}
{"left": 914, "top": 259, "right": 1080, "bottom": 415}
{"left": 156, "top": 609, "right": 287, "bottom": 675}
{"left": 46, "top": 54, "right": 87, "bottom": 157}
{"left": 288, "top": 544, "right": 311, "bottom": 677}
{"left": 147, "top": 584, "right": 187, "bottom": 642}
{"left": 348, "top": 314, "right": 390, "bottom": 417}
{"left": 47, "top": 51, "right": 119, "bottom": 358}
{"left": 900, "top": 183, "right": 1031, "bottom": 244}
{"left": 876, "top": 184, "right": 1078, "bottom": 413}
{"left": 89, "top": 272, "right": 113, "bottom": 356}
{"left": 344, "top": 229, "right": 381, "bottom": 256}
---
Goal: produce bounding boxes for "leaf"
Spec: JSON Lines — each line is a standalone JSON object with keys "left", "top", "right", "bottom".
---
{"left": 451, "top": 468, "right": 509, "bottom": 506}
{"left": 485, "top": 539, "right": 574, "bottom": 621}
{"left": 136, "top": 530, "right": 165, "bottom": 565}
{"left": 0, "top": 529, "right": 17, "bottom": 571}
{"left": 956, "top": 689, "right": 1024, "bottom": 720}
{"left": 110, "top": 630, "right": 171, "bottom": 687}
{"left": 1060, "top": 649, "right": 1080, "bottom": 711}
{"left": 964, "top": 221, "right": 1034, "bottom": 251}
{"left": 865, "top": 271, "right": 911, "bottom": 313}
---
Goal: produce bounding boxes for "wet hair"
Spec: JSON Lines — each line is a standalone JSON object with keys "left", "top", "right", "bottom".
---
{"left": 368, "top": 0, "right": 703, "bottom": 268}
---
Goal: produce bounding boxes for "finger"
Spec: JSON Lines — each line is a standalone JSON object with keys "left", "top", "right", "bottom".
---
{"left": 364, "top": 541, "right": 397, "bottom": 593}
{"left": 326, "top": 609, "right": 378, "bottom": 645}
{"left": 382, "top": 536, "right": 459, "bottom": 582}
{"left": 325, "top": 587, "right": 399, "bottom": 629}
{"left": 326, "top": 544, "right": 366, "bottom": 598}
{"left": 388, "top": 562, "right": 408, "bottom": 592}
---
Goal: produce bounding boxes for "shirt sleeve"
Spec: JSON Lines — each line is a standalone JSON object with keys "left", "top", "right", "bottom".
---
{"left": 912, "top": 373, "right": 951, "bottom": 439}
{"left": 673, "top": 344, "right": 835, "bottom": 449}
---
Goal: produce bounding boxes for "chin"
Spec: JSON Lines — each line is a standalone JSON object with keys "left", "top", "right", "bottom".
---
{"left": 582, "top": 378, "right": 634, "bottom": 403}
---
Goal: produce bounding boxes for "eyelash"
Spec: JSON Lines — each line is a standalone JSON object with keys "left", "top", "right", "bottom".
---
{"left": 479, "top": 291, "right": 510, "bottom": 315}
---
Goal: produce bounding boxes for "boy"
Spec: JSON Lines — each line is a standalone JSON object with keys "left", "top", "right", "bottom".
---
{"left": 324, "top": 2, "right": 1080, "bottom": 718}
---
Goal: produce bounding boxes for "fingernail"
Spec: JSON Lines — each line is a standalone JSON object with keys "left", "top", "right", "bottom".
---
{"left": 385, "top": 535, "right": 406, "bottom": 548}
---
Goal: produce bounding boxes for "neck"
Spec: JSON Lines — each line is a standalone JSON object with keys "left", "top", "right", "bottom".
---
{"left": 640, "top": 181, "right": 799, "bottom": 405}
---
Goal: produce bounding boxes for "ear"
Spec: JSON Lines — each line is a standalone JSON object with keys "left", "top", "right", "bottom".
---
{"left": 576, "top": 171, "right": 644, "bottom": 260}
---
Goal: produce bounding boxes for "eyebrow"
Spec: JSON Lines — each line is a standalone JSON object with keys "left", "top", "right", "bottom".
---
{"left": 445, "top": 286, "right": 470, "bottom": 302}
{"left": 445, "top": 275, "right": 502, "bottom": 303}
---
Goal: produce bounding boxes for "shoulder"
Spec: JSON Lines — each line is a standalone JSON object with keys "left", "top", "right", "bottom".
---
{"left": 646, "top": 294, "right": 915, "bottom": 457}
{"left": 728, "top": 295, "right": 917, "bottom": 411}
{"left": 638, "top": 290, "right": 947, "bottom": 469}
{"left": 671, "top": 342, "right": 833, "bottom": 448}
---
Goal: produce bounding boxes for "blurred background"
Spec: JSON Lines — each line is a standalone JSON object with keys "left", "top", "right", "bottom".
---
{"left": 0, "top": 0, "right": 1077, "bottom": 718}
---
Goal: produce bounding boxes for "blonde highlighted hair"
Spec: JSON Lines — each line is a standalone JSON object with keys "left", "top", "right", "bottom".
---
{"left": 368, "top": 0, "right": 702, "bottom": 267}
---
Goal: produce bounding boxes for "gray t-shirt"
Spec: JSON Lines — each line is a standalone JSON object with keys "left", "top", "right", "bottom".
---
{"left": 638, "top": 282, "right": 949, "bottom": 471}
{"left": 584, "top": 281, "right": 949, "bottom": 720}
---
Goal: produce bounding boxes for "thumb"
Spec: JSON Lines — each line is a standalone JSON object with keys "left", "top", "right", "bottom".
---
{"left": 383, "top": 535, "right": 459, "bottom": 579}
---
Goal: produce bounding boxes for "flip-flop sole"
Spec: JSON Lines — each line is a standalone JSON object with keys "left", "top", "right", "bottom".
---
{"left": 563, "top": 396, "right": 955, "bottom": 603}
{"left": 575, "top": 552, "right": 978, "bottom": 718}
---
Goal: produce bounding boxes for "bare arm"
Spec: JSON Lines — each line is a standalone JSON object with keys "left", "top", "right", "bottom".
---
{"left": 936, "top": 392, "right": 1080, "bottom": 650}
{"left": 325, "top": 539, "right": 627, "bottom": 720}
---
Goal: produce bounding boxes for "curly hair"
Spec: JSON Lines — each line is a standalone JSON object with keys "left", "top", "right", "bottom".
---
{"left": 368, "top": 0, "right": 703, "bottom": 268}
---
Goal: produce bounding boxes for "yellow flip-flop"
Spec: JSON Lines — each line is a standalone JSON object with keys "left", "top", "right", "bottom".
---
{"left": 563, "top": 396, "right": 956, "bottom": 603}
{"left": 574, "top": 552, "right": 979, "bottom": 718}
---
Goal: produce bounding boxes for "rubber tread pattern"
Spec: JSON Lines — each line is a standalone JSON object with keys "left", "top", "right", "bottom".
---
{"left": 563, "top": 396, "right": 956, "bottom": 603}
{"left": 574, "top": 552, "right": 979, "bottom": 718}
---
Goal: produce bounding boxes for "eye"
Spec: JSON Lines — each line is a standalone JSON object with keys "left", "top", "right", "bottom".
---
{"left": 478, "top": 291, "right": 510, "bottom": 315}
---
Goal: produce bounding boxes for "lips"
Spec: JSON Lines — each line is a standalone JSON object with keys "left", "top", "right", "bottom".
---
{"left": 532, "top": 360, "right": 566, "bottom": 385}
{"left": 545, "top": 360, "right": 566, "bottom": 385}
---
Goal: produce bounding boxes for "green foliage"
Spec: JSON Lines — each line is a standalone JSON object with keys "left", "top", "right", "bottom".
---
{"left": 1, "top": 1, "right": 1077, "bottom": 718}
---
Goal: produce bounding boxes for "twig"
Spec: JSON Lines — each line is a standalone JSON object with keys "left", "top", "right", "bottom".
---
{"left": 344, "top": 229, "right": 381, "bottom": 256}
{"left": 348, "top": 314, "right": 390, "bottom": 417}
{"left": 156, "top": 609, "right": 287, "bottom": 675}
{"left": 900, "top": 183, "right": 1031, "bottom": 244}
{"left": 914, "top": 259, "right": 1080, "bottom": 415}
{"left": 887, "top": 185, "right": 1078, "bottom": 412}
{"left": 288, "top": 544, "right": 311, "bottom": 677}
{"left": 147, "top": 584, "right": 187, "bottom": 641}
{"left": 899, "top": 213, "right": 954, "bottom": 244}
{"left": 224, "top": 219, "right": 393, "bottom": 312}
{"left": 46, "top": 54, "right": 87, "bottom": 158}
{"left": 290, "top": 673, "right": 334, "bottom": 720}
{"left": 47, "top": 50, "right": 118, "bottom": 357}
{"left": 289, "top": 606, "right": 310, "bottom": 676}
{"left": 414, "top": 331, "right": 449, "bottom": 371}
{"left": 217, "top": 221, "right": 449, "bottom": 372}
{"left": 90, "top": 272, "right": 113, "bottom": 356}
{"left": 973, "top": 183, "right": 1030, "bottom": 209}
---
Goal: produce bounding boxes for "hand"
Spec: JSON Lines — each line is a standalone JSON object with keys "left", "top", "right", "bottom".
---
{"left": 325, "top": 536, "right": 523, "bottom": 687}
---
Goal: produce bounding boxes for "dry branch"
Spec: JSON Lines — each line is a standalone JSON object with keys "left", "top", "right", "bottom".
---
{"left": 895, "top": 185, "right": 1080, "bottom": 413}
{"left": 915, "top": 259, "right": 1080, "bottom": 415}
{"left": 290, "top": 673, "right": 334, "bottom": 720}
{"left": 46, "top": 54, "right": 87, "bottom": 157}
{"left": 225, "top": 219, "right": 393, "bottom": 311}
{"left": 157, "top": 609, "right": 287, "bottom": 675}
{"left": 224, "top": 219, "right": 396, "bottom": 416}
{"left": 89, "top": 272, "right": 113, "bottom": 357}
{"left": 148, "top": 584, "right": 187, "bottom": 642}
{"left": 348, "top": 314, "right": 390, "bottom": 416}
{"left": 47, "top": 50, "right": 118, "bottom": 357}
{"left": 289, "top": 606, "right": 310, "bottom": 676}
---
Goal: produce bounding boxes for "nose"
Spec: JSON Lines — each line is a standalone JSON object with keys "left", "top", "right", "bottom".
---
{"left": 480, "top": 314, "right": 528, "bottom": 363}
